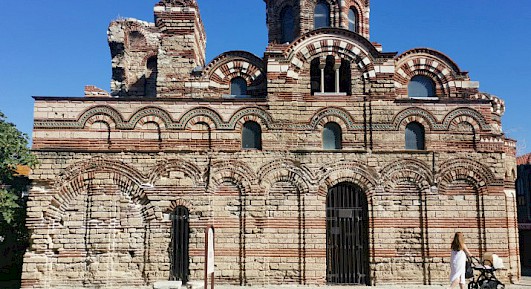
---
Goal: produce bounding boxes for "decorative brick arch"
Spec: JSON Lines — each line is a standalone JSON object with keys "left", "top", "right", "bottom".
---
{"left": 442, "top": 107, "right": 491, "bottom": 132}
{"left": 394, "top": 48, "right": 468, "bottom": 98}
{"left": 135, "top": 116, "right": 167, "bottom": 130}
{"left": 380, "top": 159, "right": 433, "bottom": 192}
{"left": 165, "top": 199, "right": 194, "bottom": 214}
{"left": 85, "top": 115, "right": 116, "bottom": 130}
{"left": 128, "top": 106, "right": 174, "bottom": 130}
{"left": 204, "top": 51, "right": 266, "bottom": 88}
{"left": 392, "top": 107, "right": 438, "bottom": 131}
{"left": 178, "top": 107, "right": 224, "bottom": 130}
{"left": 317, "top": 161, "right": 378, "bottom": 197}
{"left": 436, "top": 158, "right": 501, "bottom": 190}
{"left": 309, "top": 107, "right": 356, "bottom": 130}
{"left": 285, "top": 29, "right": 381, "bottom": 80}
{"left": 258, "top": 159, "right": 313, "bottom": 193}
{"left": 227, "top": 107, "right": 275, "bottom": 130}
{"left": 208, "top": 160, "right": 257, "bottom": 195}
{"left": 78, "top": 105, "right": 125, "bottom": 129}
{"left": 47, "top": 157, "right": 154, "bottom": 222}
{"left": 148, "top": 158, "right": 203, "bottom": 187}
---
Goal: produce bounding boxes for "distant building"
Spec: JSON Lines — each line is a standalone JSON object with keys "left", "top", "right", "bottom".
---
{"left": 22, "top": 0, "right": 520, "bottom": 288}
{"left": 517, "top": 153, "right": 531, "bottom": 268}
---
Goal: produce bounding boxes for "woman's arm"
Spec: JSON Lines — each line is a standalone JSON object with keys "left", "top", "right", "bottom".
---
{"left": 463, "top": 244, "right": 472, "bottom": 256}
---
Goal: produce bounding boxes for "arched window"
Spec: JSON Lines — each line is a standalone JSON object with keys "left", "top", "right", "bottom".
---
{"left": 408, "top": 75, "right": 436, "bottom": 98}
{"left": 348, "top": 8, "right": 358, "bottom": 32}
{"left": 323, "top": 122, "right": 342, "bottom": 150}
{"left": 311, "top": 56, "right": 350, "bottom": 95}
{"left": 242, "top": 121, "right": 262, "bottom": 150}
{"left": 405, "top": 122, "right": 425, "bottom": 150}
{"left": 280, "top": 6, "right": 295, "bottom": 43}
{"left": 230, "top": 77, "right": 247, "bottom": 96}
{"left": 314, "top": 1, "right": 330, "bottom": 29}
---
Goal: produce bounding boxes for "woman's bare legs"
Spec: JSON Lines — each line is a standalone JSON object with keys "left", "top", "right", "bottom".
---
{"left": 448, "top": 278, "right": 461, "bottom": 289}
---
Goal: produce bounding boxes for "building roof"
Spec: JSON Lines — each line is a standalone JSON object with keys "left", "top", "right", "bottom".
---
{"left": 517, "top": 153, "right": 531, "bottom": 165}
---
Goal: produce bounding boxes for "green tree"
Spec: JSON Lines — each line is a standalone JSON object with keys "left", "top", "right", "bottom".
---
{"left": 0, "top": 111, "right": 37, "bottom": 283}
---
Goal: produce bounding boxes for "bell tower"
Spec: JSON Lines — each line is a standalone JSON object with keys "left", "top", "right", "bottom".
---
{"left": 265, "top": 0, "right": 370, "bottom": 44}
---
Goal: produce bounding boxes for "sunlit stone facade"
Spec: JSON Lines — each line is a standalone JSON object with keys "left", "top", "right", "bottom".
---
{"left": 22, "top": 0, "right": 519, "bottom": 288}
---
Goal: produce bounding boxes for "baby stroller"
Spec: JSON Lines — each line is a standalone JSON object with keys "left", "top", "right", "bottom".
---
{"left": 468, "top": 253, "right": 505, "bottom": 289}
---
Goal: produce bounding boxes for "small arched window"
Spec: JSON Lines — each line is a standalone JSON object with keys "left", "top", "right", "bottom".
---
{"left": 280, "top": 6, "right": 295, "bottom": 43}
{"left": 405, "top": 122, "right": 425, "bottom": 150}
{"left": 323, "top": 122, "right": 342, "bottom": 150}
{"left": 348, "top": 8, "right": 358, "bottom": 32}
{"left": 311, "top": 56, "right": 350, "bottom": 95}
{"left": 314, "top": 1, "right": 330, "bottom": 29}
{"left": 230, "top": 77, "right": 247, "bottom": 96}
{"left": 242, "top": 121, "right": 262, "bottom": 150}
{"left": 408, "top": 75, "right": 436, "bottom": 98}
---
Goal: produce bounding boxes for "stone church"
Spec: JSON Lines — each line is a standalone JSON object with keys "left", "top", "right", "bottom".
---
{"left": 22, "top": 0, "right": 520, "bottom": 287}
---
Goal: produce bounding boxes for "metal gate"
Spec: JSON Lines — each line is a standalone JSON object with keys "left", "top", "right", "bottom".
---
{"left": 326, "top": 183, "right": 369, "bottom": 285}
{"left": 171, "top": 206, "right": 190, "bottom": 284}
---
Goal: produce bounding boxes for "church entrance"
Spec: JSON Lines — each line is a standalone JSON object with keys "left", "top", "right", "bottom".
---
{"left": 171, "top": 206, "right": 190, "bottom": 284}
{"left": 326, "top": 183, "right": 370, "bottom": 285}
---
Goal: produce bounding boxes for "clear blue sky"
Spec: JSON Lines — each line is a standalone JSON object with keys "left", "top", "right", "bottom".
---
{"left": 0, "top": 1, "right": 530, "bottom": 155}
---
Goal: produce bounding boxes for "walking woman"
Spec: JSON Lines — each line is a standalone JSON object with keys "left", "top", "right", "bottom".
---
{"left": 449, "top": 232, "right": 472, "bottom": 289}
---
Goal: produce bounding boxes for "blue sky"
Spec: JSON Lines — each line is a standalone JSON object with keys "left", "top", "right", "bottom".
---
{"left": 0, "top": 1, "right": 530, "bottom": 155}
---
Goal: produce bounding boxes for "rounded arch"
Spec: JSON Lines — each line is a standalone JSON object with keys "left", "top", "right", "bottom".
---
{"left": 208, "top": 160, "right": 257, "bottom": 195}
{"left": 285, "top": 29, "right": 386, "bottom": 80}
{"left": 128, "top": 106, "right": 174, "bottom": 130}
{"left": 78, "top": 105, "right": 125, "bottom": 129}
{"left": 380, "top": 159, "right": 433, "bottom": 192}
{"left": 392, "top": 107, "right": 438, "bottom": 131}
{"left": 47, "top": 157, "right": 153, "bottom": 222}
{"left": 317, "top": 161, "right": 378, "bottom": 197}
{"left": 395, "top": 48, "right": 468, "bottom": 98}
{"left": 310, "top": 107, "right": 356, "bottom": 130}
{"left": 228, "top": 107, "right": 275, "bottom": 130}
{"left": 203, "top": 51, "right": 266, "bottom": 85}
{"left": 164, "top": 199, "right": 194, "bottom": 214}
{"left": 148, "top": 158, "right": 203, "bottom": 187}
{"left": 85, "top": 115, "right": 116, "bottom": 130}
{"left": 178, "top": 107, "right": 225, "bottom": 130}
{"left": 442, "top": 107, "right": 491, "bottom": 132}
{"left": 258, "top": 159, "right": 313, "bottom": 193}
{"left": 436, "top": 158, "right": 500, "bottom": 190}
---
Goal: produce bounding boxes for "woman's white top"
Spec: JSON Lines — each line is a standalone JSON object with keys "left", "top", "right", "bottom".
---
{"left": 450, "top": 250, "right": 466, "bottom": 284}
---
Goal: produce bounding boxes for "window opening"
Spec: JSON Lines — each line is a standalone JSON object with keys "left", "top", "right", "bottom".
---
{"left": 405, "top": 122, "right": 425, "bottom": 150}
{"left": 408, "top": 75, "right": 436, "bottom": 98}
{"left": 231, "top": 77, "right": 248, "bottom": 96}
{"left": 314, "top": 2, "right": 330, "bottom": 29}
{"left": 311, "top": 56, "right": 350, "bottom": 95}
{"left": 242, "top": 121, "right": 262, "bottom": 150}
{"left": 348, "top": 8, "right": 358, "bottom": 32}
{"left": 323, "top": 122, "right": 342, "bottom": 150}
{"left": 281, "top": 6, "right": 295, "bottom": 43}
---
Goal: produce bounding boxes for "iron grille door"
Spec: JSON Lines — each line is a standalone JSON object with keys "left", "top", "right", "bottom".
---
{"left": 171, "top": 206, "right": 190, "bottom": 284}
{"left": 326, "top": 183, "right": 369, "bottom": 285}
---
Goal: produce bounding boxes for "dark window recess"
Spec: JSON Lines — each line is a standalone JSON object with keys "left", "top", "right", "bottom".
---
{"left": 310, "top": 58, "right": 322, "bottom": 94}
{"left": 310, "top": 56, "right": 351, "bottom": 95}
{"left": 314, "top": 1, "right": 330, "bottom": 29}
{"left": 280, "top": 6, "right": 295, "bottom": 43}
{"left": 171, "top": 206, "right": 190, "bottom": 284}
{"left": 323, "top": 122, "right": 342, "bottom": 150}
{"left": 405, "top": 122, "right": 425, "bottom": 150}
{"left": 326, "top": 183, "right": 370, "bottom": 285}
{"left": 145, "top": 56, "right": 158, "bottom": 98}
{"left": 408, "top": 75, "right": 436, "bottom": 97}
{"left": 231, "top": 77, "right": 248, "bottom": 96}
{"left": 348, "top": 8, "right": 358, "bottom": 32}
{"left": 242, "top": 121, "right": 262, "bottom": 150}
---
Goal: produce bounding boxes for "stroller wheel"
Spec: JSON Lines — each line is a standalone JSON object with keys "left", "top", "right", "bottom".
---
{"left": 468, "top": 281, "right": 479, "bottom": 289}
